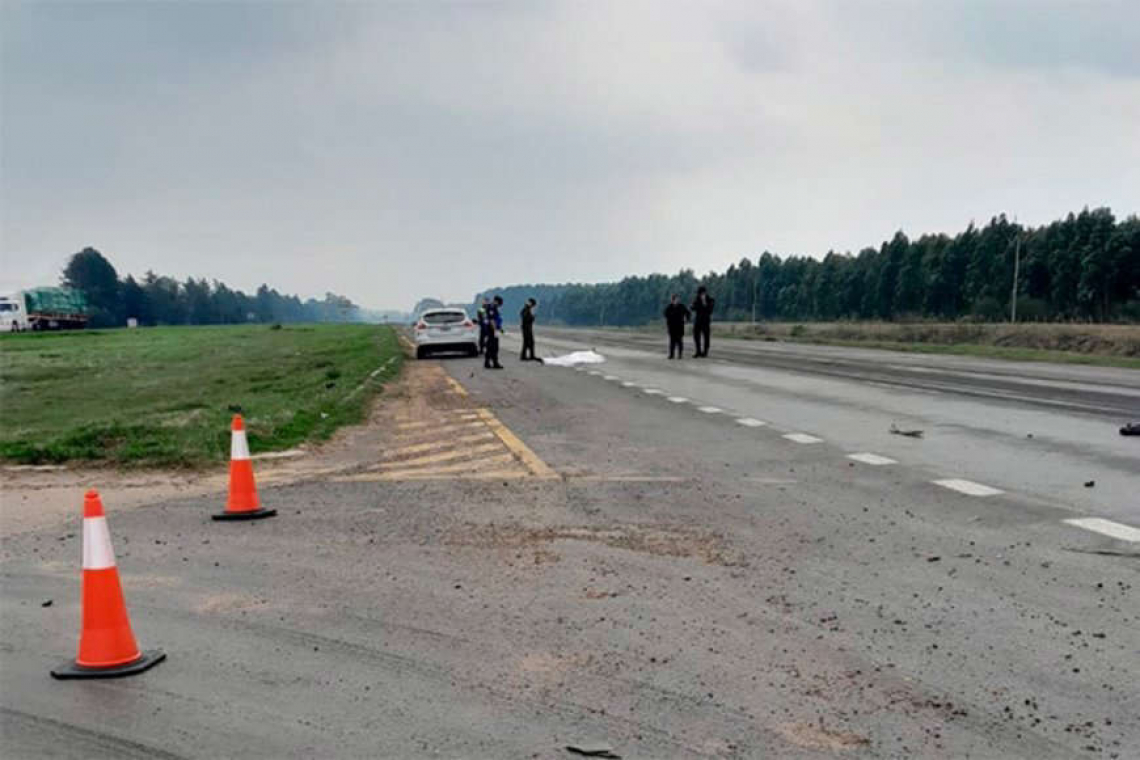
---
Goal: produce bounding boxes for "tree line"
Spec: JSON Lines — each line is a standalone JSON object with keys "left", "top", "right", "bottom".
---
{"left": 472, "top": 208, "right": 1139, "bottom": 325}
{"left": 60, "top": 248, "right": 359, "bottom": 328}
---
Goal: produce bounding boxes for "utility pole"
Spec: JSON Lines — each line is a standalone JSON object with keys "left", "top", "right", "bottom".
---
{"left": 1010, "top": 227, "right": 1021, "bottom": 323}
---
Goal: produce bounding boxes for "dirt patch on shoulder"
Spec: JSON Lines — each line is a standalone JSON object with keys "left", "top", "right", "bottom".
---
{"left": 776, "top": 722, "right": 871, "bottom": 751}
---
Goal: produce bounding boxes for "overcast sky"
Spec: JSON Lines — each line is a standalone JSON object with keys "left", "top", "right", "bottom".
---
{"left": 3, "top": 1, "right": 1138, "bottom": 310}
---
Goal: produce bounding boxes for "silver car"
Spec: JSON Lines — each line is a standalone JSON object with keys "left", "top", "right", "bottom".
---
{"left": 413, "top": 308, "right": 479, "bottom": 359}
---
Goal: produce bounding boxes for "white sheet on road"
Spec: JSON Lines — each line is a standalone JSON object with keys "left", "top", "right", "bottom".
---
{"left": 543, "top": 349, "right": 606, "bottom": 367}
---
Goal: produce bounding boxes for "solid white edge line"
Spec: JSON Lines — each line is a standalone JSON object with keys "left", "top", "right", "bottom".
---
{"left": 847, "top": 453, "right": 898, "bottom": 466}
{"left": 933, "top": 478, "right": 1003, "bottom": 497}
{"left": 1063, "top": 518, "right": 1140, "bottom": 543}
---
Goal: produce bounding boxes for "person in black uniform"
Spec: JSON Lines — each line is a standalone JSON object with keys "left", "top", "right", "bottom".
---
{"left": 519, "top": 298, "right": 543, "bottom": 362}
{"left": 484, "top": 296, "right": 504, "bottom": 370}
{"left": 663, "top": 294, "right": 690, "bottom": 359}
{"left": 476, "top": 296, "right": 491, "bottom": 355}
{"left": 691, "top": 285, "right": 715, "bottom": 357}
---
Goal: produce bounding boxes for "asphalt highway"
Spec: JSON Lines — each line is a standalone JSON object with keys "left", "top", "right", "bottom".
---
{"left": 534, "top": 327, "right": 1140, "bottom": 526}
{"left": 1, "top": 332, "right": 1137, "bottom": 758}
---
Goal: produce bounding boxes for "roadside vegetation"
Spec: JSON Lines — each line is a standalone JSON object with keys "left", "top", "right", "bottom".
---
{"left": 0, "top": 324, "right": 402, "bottom": 467}
{"left": 711, "top": 321, "right": 1140, "bottom": 368}
{"left": 472, "top": 207, "right": 1139, "bottom": 327}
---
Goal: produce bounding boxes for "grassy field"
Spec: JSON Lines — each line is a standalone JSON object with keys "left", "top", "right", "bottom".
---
{"left": 0, "top": 324, "right": 402, "bottom": 467}
{"left": 614, "top": 321, "right": 1140, "bottom": 369}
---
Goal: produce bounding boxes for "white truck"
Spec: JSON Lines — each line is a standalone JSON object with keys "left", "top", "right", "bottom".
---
{"left": 0, "top": 294, "right": 28, "bottom": 331}
{"left": 0, "top": 289, "right": 90, "bottom": 331}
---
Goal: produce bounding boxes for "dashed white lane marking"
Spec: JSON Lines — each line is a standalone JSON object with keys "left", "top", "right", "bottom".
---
{"left": 621, "top": 381, "right": 638, "bottom": 387}
{"left": 643, "top": 388, "right": 664, "bottom": 395}
{"left": 847, "top": 453, "right": 898, "bottom": 466}
{"left": 697, "top": 406, "right": 722, "bottom": 414}
{"left": 783, "top": 433, "right": 823, "bottom": 444}
{"left": 735, "top": 417, "right": 766, "bottom": 428}
{"left": 603, "top": 375, "right": 620, "bottom": 381}
{"left": 933, "top": 478, "right": 1003, "bottom": 497}
{"left": 667, "top": 396, "right": 689, "bottom": 403}
{"left": 588, "top": 370, "right": 604, "bottom": 376}
{"left": 1063, "top": 518, "right": 1140, "bottom": 543}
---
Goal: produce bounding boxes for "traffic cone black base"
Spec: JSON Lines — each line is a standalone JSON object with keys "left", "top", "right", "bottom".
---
{"left": 52, "top": 649, "right": 166, "bottom": 680}
{"left": 211, "top": 508, "right": 277, "bottom": 521}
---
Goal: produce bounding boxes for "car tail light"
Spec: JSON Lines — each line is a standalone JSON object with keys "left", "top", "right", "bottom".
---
{"left": 463, "top": 320, "right": 474, "bottom": 328}
{"left": 415, "top": 321, "right": 427, "bottom": 331}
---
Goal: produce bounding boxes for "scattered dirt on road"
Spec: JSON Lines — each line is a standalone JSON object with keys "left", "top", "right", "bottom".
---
{"left": 444, "top": 522, "right": 742, "bottom": 566}
{"left": 776, "top": 721, "right": 871, "bottom": 750}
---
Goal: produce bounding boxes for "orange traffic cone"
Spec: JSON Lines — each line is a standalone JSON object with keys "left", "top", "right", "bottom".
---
{"left": 212, "top": 414, "right": 276, "bottom": 521}
{"left": 51, "top": 490, "right": 165, "bottom": 679}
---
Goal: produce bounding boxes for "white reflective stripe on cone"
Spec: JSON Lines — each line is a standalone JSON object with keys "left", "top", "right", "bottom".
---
{"left": 231, "top": 429, "right": 251, "bottom": 461}
{"left": 82, "top": 516, "right": 117, "bottom": 570}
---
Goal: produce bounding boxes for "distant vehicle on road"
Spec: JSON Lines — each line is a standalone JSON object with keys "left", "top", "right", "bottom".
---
{"left": 1, "top": 288, "right": 89, "bottom": 331}
{"left": 413, "top": 307, "right": 478, "bottom": 359}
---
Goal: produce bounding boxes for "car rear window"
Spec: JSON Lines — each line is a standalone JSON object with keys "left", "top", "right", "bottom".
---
{"left": 423, "top": 311, "right": 466, "bottom": 325}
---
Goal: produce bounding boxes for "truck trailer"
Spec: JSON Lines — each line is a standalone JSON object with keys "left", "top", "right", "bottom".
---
{"left": 0, "top": 288, "right": 89, "bottom": 331}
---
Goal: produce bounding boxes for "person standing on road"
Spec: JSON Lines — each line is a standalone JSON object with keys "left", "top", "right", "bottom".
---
{"left": 691, "top": 285, "right": 715, "bottom": 358}
{"left": 663, "top": 294, "right": 691, "bottom": 359}
{"left": 519, "top": 298, "right": 543, "bottom": 363}
{"left": 484, "top": 296, "right": 504, "bottom": 370}
{"left": 476, "top": 297, "right": 491, "bottom": 355}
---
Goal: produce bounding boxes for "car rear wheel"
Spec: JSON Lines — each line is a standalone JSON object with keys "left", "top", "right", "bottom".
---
{"left": 416, "top": 346, "right": 427, "bottom": 360}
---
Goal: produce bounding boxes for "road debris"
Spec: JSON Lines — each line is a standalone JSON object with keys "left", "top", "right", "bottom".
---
{"left": 41, "top": 599, "right": 53, "bottom": 607}
{"left": 1063, "top": 546, "right": 1140, "bottom": 558}
{"left": 566, "top": 742, "right": 621, "bottom": 758}
{"left": 1084, "top": 480, "right": 1095, "bottom": 488}
{"left": 1120, "top": 423, "right": 1140, "bottom": 436}
{"left": 544, "top": 349, "right": 606, "bottom": 367}
{"left": 889, "top": 424, "right": 924, "bottom": 438}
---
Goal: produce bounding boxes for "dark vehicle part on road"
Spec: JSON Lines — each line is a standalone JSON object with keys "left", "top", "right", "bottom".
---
{"left": 566, "top": 742, "right": 621, "bottom": 758}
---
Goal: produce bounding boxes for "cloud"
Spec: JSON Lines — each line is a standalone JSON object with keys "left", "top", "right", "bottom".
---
{"left": 2, "top": 1, "right": 1137, "bottom": 307}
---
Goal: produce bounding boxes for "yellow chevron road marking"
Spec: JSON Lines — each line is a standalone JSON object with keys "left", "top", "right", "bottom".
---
{"left": 444, "top": 375, "right": 469, "bottom": 397}
{"left": 377, "top": 442, "right": 503, "bottom": 470}
{"left": 396, "top": 420, "right": 486, "bottom": 438}
{"left": 475, "top": 408, "right": 559, "bottom": 480}
{"left": 389, "top": 432, "right": 495, "bottom": 458}
{"left": 346, "top": 453, "right": 519, "bottom": 481}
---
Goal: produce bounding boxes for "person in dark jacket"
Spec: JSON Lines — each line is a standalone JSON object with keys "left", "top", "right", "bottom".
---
{"left": 476, "top": 297, "right": 491, "bottom": 355}
{"left": 663, "top": 294, "right": 691, "bottom": 359}
{"left": 691, "top": 286, "right": 715, "bottom": 357}
{"left": 484, "top": 296, "right": 504, "bottom": 370}
{"left": 519, "top": 298, "right": 543, "bottom": 362}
